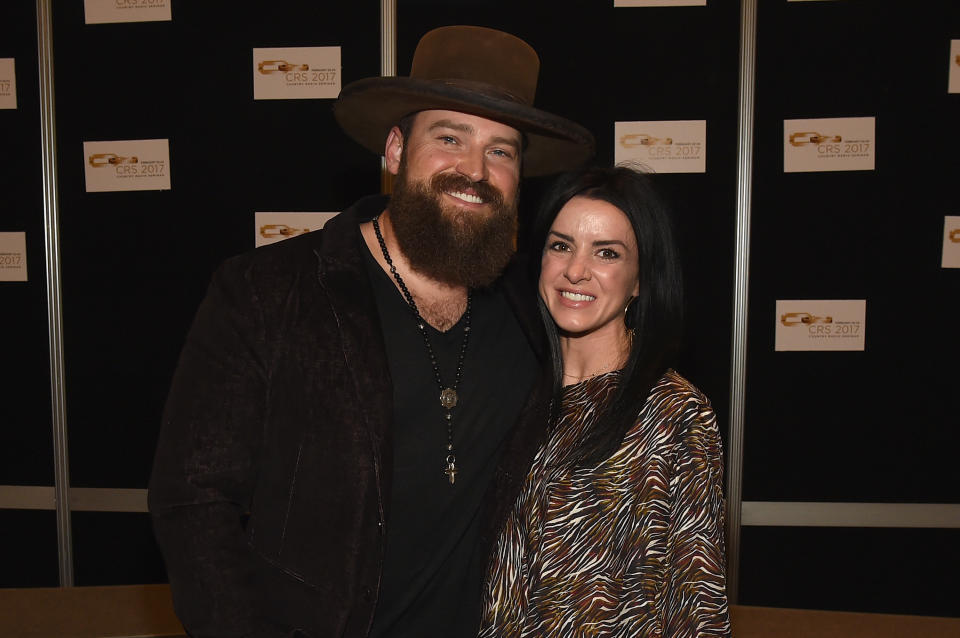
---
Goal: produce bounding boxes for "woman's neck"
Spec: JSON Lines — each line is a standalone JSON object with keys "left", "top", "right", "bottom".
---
{"left": 560, "top": 324, "right": 631, "bottom": 385}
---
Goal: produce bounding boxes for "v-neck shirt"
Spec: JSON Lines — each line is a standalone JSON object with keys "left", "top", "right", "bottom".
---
{"left": 362, "top": 235, "right": 539, "bottom": 637}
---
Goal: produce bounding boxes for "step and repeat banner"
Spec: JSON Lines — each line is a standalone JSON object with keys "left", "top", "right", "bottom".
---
{"left": 1, "top": 0, "right": 381, "bottom": 587}
{"left": 741, "top": 0, "right": 959, "bottom": 617}
{"left": 0, "top": 1, "right": 59, "bottom": 588}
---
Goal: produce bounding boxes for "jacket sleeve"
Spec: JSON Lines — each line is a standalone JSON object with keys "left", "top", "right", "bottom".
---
{"left": 660, "top": 390, "right": 732, "bottom": 638}
{"left": 148, "top": 257, "right": 279, "bottom": 638}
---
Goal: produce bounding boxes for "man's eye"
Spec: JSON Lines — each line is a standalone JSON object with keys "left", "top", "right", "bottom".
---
{"left": 491, "top": 148, "right": 514, "bottom": 159}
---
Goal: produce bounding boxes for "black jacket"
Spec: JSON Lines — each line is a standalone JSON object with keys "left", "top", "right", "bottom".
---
{"left": 148, "top": 195, "right": 551, "bottom": 638}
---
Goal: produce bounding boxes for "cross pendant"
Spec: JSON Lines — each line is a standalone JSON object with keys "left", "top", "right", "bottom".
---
{"left": 445, "top": 460, "right": 458, "bottom": 485}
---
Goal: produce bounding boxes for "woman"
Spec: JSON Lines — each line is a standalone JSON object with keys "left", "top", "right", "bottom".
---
{"left": 480, "top": 166, "right": 731, "bottom": 637}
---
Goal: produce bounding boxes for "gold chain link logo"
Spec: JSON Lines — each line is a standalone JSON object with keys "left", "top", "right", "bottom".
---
{"left": 789, "top": 132, "right": 842, "bottom": 146}
{"left": 257, "top": 60, "right": 309, "bottom": 74}
{"left": 781, "top": 312, "right": 833, "bottom": 327}
{"left": 619, "top": 133, "right": 673, "bottom": 148}
{"left": 260, "top": 224, "right": 310, "bottom": 239}
{"left": 88, "top": 153, "right": 139, "bottom": 167}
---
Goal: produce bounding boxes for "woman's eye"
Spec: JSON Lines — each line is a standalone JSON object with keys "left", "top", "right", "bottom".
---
{"left": 548, "top": 241, "right": 569, "bottom": 252}
{"left": 598, "top": 248, "right": 620, "bottom": 260}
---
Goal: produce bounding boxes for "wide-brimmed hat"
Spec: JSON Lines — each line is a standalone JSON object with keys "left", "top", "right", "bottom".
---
{"left": 333, "top": 25, "right": 595, "bottom": 177}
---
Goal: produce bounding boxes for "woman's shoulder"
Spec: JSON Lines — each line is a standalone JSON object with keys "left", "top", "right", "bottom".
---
{"left": 617, "top": 370, "right": 721, "bottom": 465}
{"left": 635, "top": 369, "right": 718, "bottom": 440}
{"left": 648, "top": 369, "right": 713, "bottom": 411}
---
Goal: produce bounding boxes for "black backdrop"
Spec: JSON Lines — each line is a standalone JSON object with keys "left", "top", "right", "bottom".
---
{"left": 1, "top": 0, "right": 58, "bottom": 588}
{"left": 1, "top": 0, "right": 957, "bottom": 618}
{"left": 740, "top": 1, "right": 959, "bottom": 617}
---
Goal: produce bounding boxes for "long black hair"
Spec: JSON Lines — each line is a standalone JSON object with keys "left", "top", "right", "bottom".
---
{"left": 531, "top": 164, "right": 684, "bottom": 467}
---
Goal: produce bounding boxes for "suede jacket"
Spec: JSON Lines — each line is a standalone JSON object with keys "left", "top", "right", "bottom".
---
{"left": 148, "top": 195, "right": 552, "bottom": 638}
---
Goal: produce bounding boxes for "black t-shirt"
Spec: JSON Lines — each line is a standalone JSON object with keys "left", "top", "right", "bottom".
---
{"left": 363, "top": 240, "right": 538, "bottom": 638}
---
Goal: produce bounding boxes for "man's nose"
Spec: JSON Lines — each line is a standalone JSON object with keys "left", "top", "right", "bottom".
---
{"left": 455, "top": 147, "right": 488, "bottom": 182}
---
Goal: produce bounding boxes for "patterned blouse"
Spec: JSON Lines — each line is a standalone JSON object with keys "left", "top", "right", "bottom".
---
{"left": 480, "top": 370, "right": 731, "bottom": 637}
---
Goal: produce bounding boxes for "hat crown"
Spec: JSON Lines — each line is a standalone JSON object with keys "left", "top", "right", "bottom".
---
{"left": 409, "top": 26, "right": 539, "bottom": 106}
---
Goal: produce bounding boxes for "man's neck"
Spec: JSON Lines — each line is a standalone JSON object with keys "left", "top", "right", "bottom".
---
{"left": 360, "top": 210, "right": 468, "bottom": 332}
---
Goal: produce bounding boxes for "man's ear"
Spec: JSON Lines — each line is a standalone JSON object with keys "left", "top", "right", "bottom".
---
{"left": 384, "top": 126, "right": 404, "bottom": 176}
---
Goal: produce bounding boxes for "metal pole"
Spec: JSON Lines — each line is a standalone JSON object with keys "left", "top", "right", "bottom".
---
{"left": 36, "top": 0, "right": 73, "bottom": 586}
{"left": 726, "top": 0, "right": 758, "bottom": 604}
{"left": 380, "top": 0, "right": 397, "bottom": 194}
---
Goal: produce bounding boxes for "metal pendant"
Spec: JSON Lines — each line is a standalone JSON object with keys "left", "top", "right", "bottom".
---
{"left": 439, "top": 388, "right": 458, "bottom": 409}
{"left": 445, "top": 455, "right": 458, "bottom": 485}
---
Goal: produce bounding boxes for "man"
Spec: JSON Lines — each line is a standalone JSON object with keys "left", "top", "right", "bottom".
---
{"left": 149, "top": 26, "right": 593, "bottom": 638}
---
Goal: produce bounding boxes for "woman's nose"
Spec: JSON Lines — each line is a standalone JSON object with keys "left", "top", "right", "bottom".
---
{"left": 564, "top": 255, "right": 591, "bottom": 283}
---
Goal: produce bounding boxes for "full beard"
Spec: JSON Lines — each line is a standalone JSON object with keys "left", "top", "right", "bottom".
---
{"left": 388, "top": 168, "right": 518, "bottom": 288}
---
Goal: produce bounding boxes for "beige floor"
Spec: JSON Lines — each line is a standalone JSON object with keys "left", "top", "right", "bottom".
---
{"left": 1, "top": 584, "right": 959, "bottom": 637}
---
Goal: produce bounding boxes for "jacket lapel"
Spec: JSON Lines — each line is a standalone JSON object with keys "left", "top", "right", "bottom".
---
{"left": 314, "top": 197, "right": 395, "bottom": 518}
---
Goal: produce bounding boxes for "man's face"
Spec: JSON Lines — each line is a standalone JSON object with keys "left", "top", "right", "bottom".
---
{"left": 387, "top": 109, "right": 522, "bottom": 210}
{"left": 384, "top": 110, "right": 524, "bottom": 288}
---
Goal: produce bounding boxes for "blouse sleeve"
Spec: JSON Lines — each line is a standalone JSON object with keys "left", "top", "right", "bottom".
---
{"left": 660, "top": 389, "right": 732, "bottom": 637}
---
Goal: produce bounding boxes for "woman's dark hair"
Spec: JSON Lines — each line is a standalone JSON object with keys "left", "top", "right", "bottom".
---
{"left": 532, "top": 164, "right": 684, "bottom": 467}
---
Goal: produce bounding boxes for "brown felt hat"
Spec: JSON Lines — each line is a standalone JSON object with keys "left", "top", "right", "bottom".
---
{"left": 333, "top": 25, "right": 595, "bottom": 177}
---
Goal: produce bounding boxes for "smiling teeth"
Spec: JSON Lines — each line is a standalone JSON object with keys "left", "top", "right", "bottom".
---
{"left": 448, "top": 191, "right": 484, "bottom": 204}
{"left": 561, "top": 291, "right": 595, "bottom": 302}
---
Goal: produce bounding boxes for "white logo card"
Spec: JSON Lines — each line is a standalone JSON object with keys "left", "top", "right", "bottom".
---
{"left": 0, "top": 232, "right": 28, "bottom": 282}
{"left": 614, "top": 120, "right": 706, "bottom": 174}
{"left": 949, "top": 40, "right": 960, "bottom": 94}
{"left": 83, "top": 139, "right": 171, "bottom": 192}
{"left": 775, "top": 300, "right": 866, "bottom": 352}
{"left": 943, "top": 216, "right": 960, "bottom": 269}
{"left": 784, "top": 116, "right": 875, "bottom": 173}
{"left": 253, "top": 47, "right": 341, "bottom": 100}
{"left": 84, "top": 0, "right": 171, "bottom": 24}
{"left": 0, "top": 58, "right": 16, "bottom": 110}
{"left": 614, "top": 0, "right": 706, "bottom": 6}
{"left": 254, "top": 212, "right": 338, "bottom": 248}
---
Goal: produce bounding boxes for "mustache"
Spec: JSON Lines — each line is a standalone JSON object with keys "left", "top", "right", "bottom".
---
{"left": 430, "top": 173, "right": 505, "bottom": 208}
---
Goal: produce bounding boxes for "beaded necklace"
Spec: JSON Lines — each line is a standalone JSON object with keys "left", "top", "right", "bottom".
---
{"left": 373, "top": 215, "right": 471, "bottom": 485}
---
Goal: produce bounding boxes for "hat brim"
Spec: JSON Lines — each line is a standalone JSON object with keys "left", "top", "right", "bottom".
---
{"left": 333, "top": 77, "right": 595, "bottom": 177}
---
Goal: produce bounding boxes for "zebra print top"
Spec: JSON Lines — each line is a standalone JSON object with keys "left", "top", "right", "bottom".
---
{"left": 480, "top": 370, "right": 731, "bottom": 638}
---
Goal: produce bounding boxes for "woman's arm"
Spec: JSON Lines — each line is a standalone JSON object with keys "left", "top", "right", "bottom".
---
{"left": 661, "top": 388, "right": 732, "bottom": 638}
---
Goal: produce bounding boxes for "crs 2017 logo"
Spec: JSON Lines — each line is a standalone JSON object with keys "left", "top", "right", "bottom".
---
{"left": 781, "top": 312, "right": 859, "bottom": 337}
{"left": 89, "top": 153, "right": 138, "bottom": 171}
{"left": 260, "top": 224, "right": 310, "bottom": 239}
{"left": 788, "top": 132, "right": 841, "bottom": 147}
{"left": 788, "top": 131, "right": 870, "bottom": 155}
{"left": 257, "top": 59, "right": 336, "bottom": 84}
{"left": 781, "top": 312, "right": 833, "bottom": 335}
{"left": 780, "top": 312, "right": 832, "bottom": 327}
{"left": 258, "top": 60, "right": 309, "bottom": 74}
{"left": 619, "top": 133, "right": 672, "bottom": 147}
{"left": 258, "top": 60, "right": 313, "bottom": 82}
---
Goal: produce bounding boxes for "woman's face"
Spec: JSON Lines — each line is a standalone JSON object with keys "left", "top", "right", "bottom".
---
{"left": 539, "top": 196, "right": 641, "bottom": 339}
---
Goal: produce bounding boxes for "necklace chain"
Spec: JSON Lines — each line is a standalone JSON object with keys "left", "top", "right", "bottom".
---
{"left": 373, "top": 215, "right": 471, "bottom": 485}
